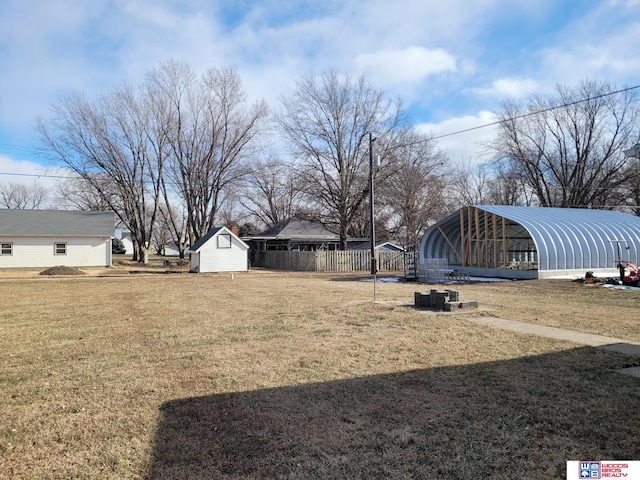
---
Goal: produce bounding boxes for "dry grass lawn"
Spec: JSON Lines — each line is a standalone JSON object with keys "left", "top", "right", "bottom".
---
{"left": 1, "top": 266, "right": 639, "bottom": 479}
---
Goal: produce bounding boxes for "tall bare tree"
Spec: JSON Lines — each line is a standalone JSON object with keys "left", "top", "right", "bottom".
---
{"left": 37, "top": 84, "right": 166, "bottom": 264}
{"left": 146, "top": 60, "right": 269, "bottom": 245}
{"left": 38, "top": 61, "right": 267, "bottom": 262}
{"left": 0, "top": 181, "right": 48, "bottom": 209}
{"left": 277, "top": 71, "right": 407, "bottom": 249}
{"left": 488, "top": 80, "right": 640, "bottom": 208}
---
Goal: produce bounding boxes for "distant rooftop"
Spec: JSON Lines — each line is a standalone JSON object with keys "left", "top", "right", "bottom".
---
{"left": 250, "top": 217, "right": 339, "bottom": 241}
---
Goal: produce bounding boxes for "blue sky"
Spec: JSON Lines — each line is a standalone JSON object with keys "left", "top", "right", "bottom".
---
{"left": 1, "top": 0, "right": 639, "bottom": 186}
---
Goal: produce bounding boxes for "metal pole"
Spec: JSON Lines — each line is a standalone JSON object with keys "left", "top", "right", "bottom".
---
{"left": 369, "top": 133, "right": 377, "bottom": 301}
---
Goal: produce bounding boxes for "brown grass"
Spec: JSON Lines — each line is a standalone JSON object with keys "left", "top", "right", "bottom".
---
{"left": 0, "top": 268, "right": 639, "bottom": 479}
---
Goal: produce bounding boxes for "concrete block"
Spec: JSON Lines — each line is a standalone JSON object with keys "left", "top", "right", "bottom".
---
{"left": 434, "top": 297, "right": 447, "bottom": 310}
{"left": 458, "top": 300, "right": 479, "bottom": 309}
{"left": 428, "top": 290, "right": 448, "bottom": 310}
{"left": 447, "top": 289, "right": 460, "bottom": 302}
{"left": 443, "top": 300, "right": 479, "bottom": 311}
{"left": 414, "top": 292, "right": 422, "bottom": 305}
{"left": 414, "top": 292, "right": 431, "bottom": 307}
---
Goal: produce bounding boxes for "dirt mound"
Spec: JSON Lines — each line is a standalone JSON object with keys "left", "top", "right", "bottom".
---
{"left": 39, "top": 266, "right": 86, "bottom": 276}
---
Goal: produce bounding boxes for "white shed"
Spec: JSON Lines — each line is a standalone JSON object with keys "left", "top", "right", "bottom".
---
{"left": 189, "top": 226, "right": 249, "bottom": 273}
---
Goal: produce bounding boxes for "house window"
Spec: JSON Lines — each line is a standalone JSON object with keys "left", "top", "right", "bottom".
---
{"left": 1, "top": 242, "right": 12, "bottom": 255}
{"left": 54, "top": 242, "right": 67, "bottom": 255}
{"left": 217, "top": 234, "right": 232, "bottom": 248}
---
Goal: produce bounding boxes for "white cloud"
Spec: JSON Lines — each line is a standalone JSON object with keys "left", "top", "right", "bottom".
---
{"left": 468, "top": 77, "right": 539, "bottom": 99}
{"left": 541, "top": 42, "right": 640, "bottom": 86}
{"left": 355, "top": 46, "right": 457, "bottom": 87}
{"left": 415, "top": 110, "right": 499, "bottom": 164}
{"left": 536, "top": 2, "right": 640, "bottom": 87}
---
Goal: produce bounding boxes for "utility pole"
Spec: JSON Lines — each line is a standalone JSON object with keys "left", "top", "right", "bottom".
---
{"left": 369, "top": 133, "right": 377, "bottom": 276}
{"left": 369, "top": 132, "right": 379, "bottom": 301}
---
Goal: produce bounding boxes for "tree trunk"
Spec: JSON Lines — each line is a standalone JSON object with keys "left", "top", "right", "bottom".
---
{"left": 138, "top": 245, "right": 150, "bottom": 265}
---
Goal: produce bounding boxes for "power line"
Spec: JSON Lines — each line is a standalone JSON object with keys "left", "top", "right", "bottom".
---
{"left": 0, "top": 171, "right": 77, "bottom": 180}
{"left": 1, "top": 84, "right": 639, "bottom": 181}
{"left": 423, "top": 84, "right": 640, "bottom": 142}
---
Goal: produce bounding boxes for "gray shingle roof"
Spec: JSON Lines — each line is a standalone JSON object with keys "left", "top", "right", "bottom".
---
{"left": 0, "top": 209, "right": 114, "bottom": 237}
{"left": 252, "top": 217, "right": 339, "bottom": 240}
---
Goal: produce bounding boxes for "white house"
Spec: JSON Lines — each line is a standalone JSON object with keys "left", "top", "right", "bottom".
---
{"left": 189, "top": 226, "right": 249, "bottom": 273}
{"left": 0, "top": 209, "right": 114, "bottom": 269}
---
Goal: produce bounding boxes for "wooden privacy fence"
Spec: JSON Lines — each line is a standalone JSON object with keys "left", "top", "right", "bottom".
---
{"left": 251, "top": 250, "right": 405, "bottom": 272}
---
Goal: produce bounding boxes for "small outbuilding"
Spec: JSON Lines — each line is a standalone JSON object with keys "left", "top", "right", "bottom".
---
{"left": 419, "top": 205, "right": 640, "bottom": 279}
{"left": 0, "top": 209, "right": 114, "bottom": 269}
{"left": 188, "top": 226, "right": 249, "bottom": 273}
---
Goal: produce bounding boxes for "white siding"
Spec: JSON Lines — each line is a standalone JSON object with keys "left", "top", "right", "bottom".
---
{"left": 193, "top": 234, "right": 248, "bottom": 273}
{"left": 0, "top": 236, "right": 111, "bottom": 268}
{"left": 120, "top": 237, "right": 134, "bottom": 255}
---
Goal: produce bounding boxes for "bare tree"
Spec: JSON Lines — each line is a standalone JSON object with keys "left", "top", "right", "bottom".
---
{"left": 445, "top": 159, "right": 494, "bottom": 209}
{"left": 151, "top": 208, "right": 176, "bottom": 256}
{"left": 0, "top": 181, "right": 48, "bottom": 209}
{"left": 379, "top": 132, "right": 447, "bottom": 245}
{"left": 55, "top": 175, "right": 115, "bottom": 211}
{"left": 240, "top": 156, "right": 304, "bottom": 227}
{"left": 615, "top": 160, "right": 640, "bottom": 216}
{"left": 488, "top": 80, "right": 640, "bottom": 208}
{"left": 156, "top": 202, "right": 188, "bottom": 257}
{"left": 146, "top": 60, "right": 269, "bottom": 245}
{"left": 444, "top": 157, "right": 535, "bottom": 209}
{"left": 216, "top": 188, "right": 248, "bottom": 229}
{"left": 37, "top": 83, "right": 166, "bottom": 264}
{"left": 483, "top": 162, "right": 535, "bottom": 206}
{"left": 277, "top": 71, "right": 407, "bottom": 249}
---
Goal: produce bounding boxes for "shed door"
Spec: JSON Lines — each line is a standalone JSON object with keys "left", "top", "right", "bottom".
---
{"left": 191, "top": 252, "right": 200, "bottom": 272}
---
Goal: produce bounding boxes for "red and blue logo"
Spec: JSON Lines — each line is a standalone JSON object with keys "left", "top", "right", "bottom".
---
{"left": 579, "top": 461, "right": 600, "bottom": 478}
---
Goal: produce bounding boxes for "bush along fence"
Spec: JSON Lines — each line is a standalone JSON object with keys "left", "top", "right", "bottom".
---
{"left": 251, "top": 250, "right": 405, "bottom": 272}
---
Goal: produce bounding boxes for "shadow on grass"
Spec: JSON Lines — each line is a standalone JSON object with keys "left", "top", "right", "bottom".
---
{"left": 146, "top": 348, "right": 640, "bottom": 479}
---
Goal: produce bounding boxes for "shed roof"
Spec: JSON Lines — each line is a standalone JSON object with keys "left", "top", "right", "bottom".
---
{"left": 0, "top": 209, "right": 114, "bottom": 237}
{"left": 420, "top": 206, "right": 640, "bottom": 272}
{"left": 190, "top": 226, "right": 249, "bottom": 252}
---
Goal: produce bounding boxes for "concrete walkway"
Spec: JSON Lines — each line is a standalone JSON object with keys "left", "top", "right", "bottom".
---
{"left": 468, "top": 317, "right": 640, "bottom": 378}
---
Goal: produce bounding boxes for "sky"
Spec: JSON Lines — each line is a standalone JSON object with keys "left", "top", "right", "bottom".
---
{"left": 0, "top": 0, "right": 639, "bottom": 190}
